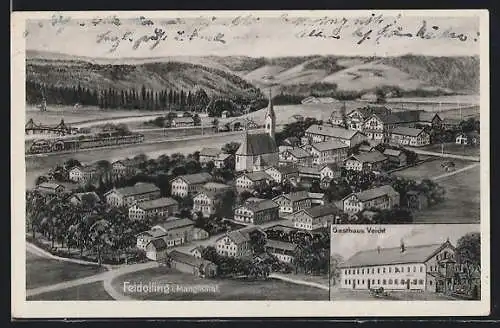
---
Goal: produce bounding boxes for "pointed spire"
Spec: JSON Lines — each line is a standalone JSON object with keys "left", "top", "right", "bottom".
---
{"left": 266, "top": 88, "right": 275, "bottom": 119}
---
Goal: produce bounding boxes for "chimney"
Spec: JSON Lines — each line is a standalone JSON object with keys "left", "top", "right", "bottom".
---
{"left": 400, "top": 239, "right": 405, "bottom": 253}
{"left": 377, "top": 246, "right": 381, "bottom": 254}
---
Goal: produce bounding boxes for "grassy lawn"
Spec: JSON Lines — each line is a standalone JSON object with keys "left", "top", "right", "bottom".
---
{"left": 420, "top": 143, "right": 480, "bottom": 157}
{"left": 391, "top": 158, "right": 473, "bottom": 180}
{"left": 26, "top": 251, "right": 107, "bottom": 289}
{"left": 413, "top": 165, "right": 480, "bottom": 223}
{"left": 330, "top": 287, "right": 460, "bottom": 301}
{"left": 112, "top": 266, "right": 329, "bottom": 300}
{"left": 27, "top": 281, "right": 113, "bottom": 301}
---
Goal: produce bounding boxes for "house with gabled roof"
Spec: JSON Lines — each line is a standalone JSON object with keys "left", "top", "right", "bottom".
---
{"left": 279, "top": 147, "right": 313, "bottom": 166}
{"left": 319, "top": 163, "right": 341, "bottom": 181}
{"left": 304, "top": 139, "right": 349, "bottom": 165}
{"left": 105, "top": 182, "right": 160, "bottom": 207}
{"left": 193, "top": 190, "right": 226, "bottom": 218}
{"left": 199, "top": 147, "right": 223, "bottom": 165}
{"left": 36, "top": 182, "right": 67, "bottom": 195}
{"left": 390, "top": 127, "right": 430, "bottom": 147}
{"left": 166, "top": 250, "right": 218, "bottom": 277}
{"left": 70, "top": 191, "right": 101, "bottom": 207}
{"left": 342, "top": 185, "right": 400, "bottom": 214}
{"left": 344, "top": 151, "right": 388, "bottom": 172}
{"left": 233, "top": 199, "right": 279, "bottom": 224}
{"left": 128, "top": 197, "right": 179, "bottom": 220}
{"left": 304, "top": 124, "right": 367, "bottom": 147}
{"left": 339, "top": 239, "right": 457, "bottom": 293}
{"left": 235, "top": 171, "right": 272, "bottom": 190}
{"left": 170, "top": 172, "right": 212, "bottom": 197}
{"left": 136, "top": 217, "right": 195, "bottom": 250}
{"left": 292, "top": 204, "right": 342, "bottom": 230}
{"left": 265, "top": 239, "right": 299, "bottom": 263}
{"left": 272, "top": 190, "right": 312, "bottom": 215}
{"left": 383, "top": 148, "right": 408, "bottom": 167}
{"left": 264, "top": 165, "right": 299, "bottom": 184}
{"left": 215, "top": 227, "right": 265, "bottom": 258}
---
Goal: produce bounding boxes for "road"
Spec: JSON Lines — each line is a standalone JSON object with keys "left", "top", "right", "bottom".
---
{"left": 431, "top": 163, "right": 480, "bottom": 181}
{"left": 406, "top": 147, "right": 480, "bottom": 162}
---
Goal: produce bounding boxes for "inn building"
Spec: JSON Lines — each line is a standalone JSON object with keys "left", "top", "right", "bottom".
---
{"left": 339, "top": 239, "right": 458, "bottom": 293}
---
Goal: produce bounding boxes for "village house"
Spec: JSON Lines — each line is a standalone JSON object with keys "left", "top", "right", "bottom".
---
{"left": 297, "top": 165, "right": 322, "bottom": 181}
{"left": 441, "top": 118, "right": 462, "bottom": 130}
{"left": 319, "top": 163, "right": 341, "bottom": 181}
{"left": 171, "top": 116, "right": 195, "bottom": 127}
{"left": 70, "top": 191, "right": 101, "bottom": 207}
{"left": 344, "top": 107, "right": 392, "bottom": 131}
{"left": 165, "top": 250, "right": 218, "bottom": 278}
{"left": 235, "top": 171, "right": 272, "bottom": 190}
{"left": 136, "top": 218, "right": 196, "bottom": 251}
{"left": 193, "top": 190, "right": 225, "bottom": 218}
{"left": 456, "top": 131, "right": 480, "bottom": 146}
{"left": 272, "top": 190, "right": 312, "bottom": 215}
{"left": 215, "top": 227, "right": 263, "bottom": 258}
{"left": 112, "top": 159, "right": 141, "bottom": 177}
{"left": 308, "top": 192, "right": 327, "bottom": 206}
{"left": 390, "top": 127, "right": 430, "bottom": 147}
{"left": 233, "top": 199, "right": 279, "bottom": 224}
{"left": 383, "top": 148, "right": 408, "bottom": 167}
{"left": 279, "top": 147, "right": 314, "bottom": 166}
{"left": 264, "top": 165, "right": 299, "bottom": 184}
{"left": 213, "top": 153, "right": 233, "bottom": 169}
{"left": 128, "top": 197, "right": 179, "bottom": 220}
{"left": 36, "top": 182, "right": 66, "bottom": 195}
{"left": 170, "top": 172, "right": 212, "bottom": 197}
{"left": 105, "top": 182, "right": 161, "bottom": 207}
{"left": 190, "top": 245, "right": 205, "bottom": 258}
{"left": 361, "top": 110, "right": 441, "bottom": 143}
{"left": 199, "top": 147, "right": 222, "bottom": 165}
{"left": 338, "top": 239, "right": 458, "bottom": 293}
{"left": 304, "top": 139, "right": 349, "bottom": 165}
{"left": 145, "top": 238, "right": 169, "bottom": 261}
{"left": 282, "top": 136, "right": 301, "bottom": 147}
{"left": 202, "top": 182, "right": 232, "bottom": 193}
{"left": 342, "top": 185, "right": 400, "bottom": 214}
{"left": 358, "top": 144, "right": 375, "bottom": 153}
{"left": 292, "top": 204, "right": 342, "bottom": 230}
{"left": 304, "top": 124, "right": 368, "bottom": 147}
{"left": 265, "top": 239, "right": 299, "bottom": 263}
{"left": 235, "top": 93, "right": 279, "bottom": 172}
{"left": 344, "top": 152, "right": 388, "bottom": 172}
{"left": 69, "top": 165, "right": 99, "bottom": 185}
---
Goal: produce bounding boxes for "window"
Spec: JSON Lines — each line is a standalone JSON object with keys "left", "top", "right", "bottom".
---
{"left": 413, "top": 266, "right": 416, "bottom": 272}
{"left": 362, "top": 269, "right": 364, "bottom": 274}
{"left": 401, "top": 280, "right": 405, "bottom": 285}
{"left": 377, "top": 268, "right": 380, "bottom": 274}
{"left": 412, "top": 279, "right": 417, "bottom": 285}
{"left": 394, "top": 279, "right": 398, "bottom": 285}
{"left": 357, "top": 280, "right": 360, "bottom": 284}
{"left": 362, "top": 280, "right": 364, "bottom": 284}
{"left": 378, "top": 279, "right": 380, "bottom": 284}
{"left": 420, "top": 266, "right": 423, "bottom": 273}
{"left": 418, "top": 280, "right": 424, "bottom": 285}
{"left": 372, "top": 268, "right": 375, "bottom": 274}
{"left": 383, "top": 279, "right": 387, "bottom": 285}
{"left": 430, "top": 281, "right": 433, "bottom": 286}
{"left": 372, "top": 279, "right": 375, "bottom": 284}
{"left": 389, "top": 267, "right": 392, "bottom": 273}
{"left": 407, "top": 266, "right": 410, "bottom": 273}
{"left": 383, "top": 267, "right": 386, "bottom": 273}
{"left": 345, "top": 269, "right": 347, "bottom": 275}
{"left": 357, "top": 269, "right": 359, "bottom": 274}
{"left": 389, "top": 279, "right": 393, "bottom": 285}
{"left": 345, "top": 280, "right": 347, "bottom": 285}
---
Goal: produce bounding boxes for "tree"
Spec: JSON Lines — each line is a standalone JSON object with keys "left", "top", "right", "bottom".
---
{"left": 192, "top": 113, "right": 201, "bottom": 126}
{"left": 456, "top": 232, "right": 481, "bottom": 298}
{"left": 222, "top": 142, "right": 241, "bottom": 155}
{"left": 35, "top": 175, "right": 49, "bottom": 185}
{"left": 375, "top": 88, "right": 387, "bottom": 103}
{"left": 330, "top": 253, "right": 344, "bottom": 286}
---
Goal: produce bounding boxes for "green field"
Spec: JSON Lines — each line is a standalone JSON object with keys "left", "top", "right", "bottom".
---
{"left": 112, "top": 267, "right": 329, "bottom": 300}
{"left": 27, "top": 281, "right": 113, "bottom": 301}
{"left": 391, "top": 160, "right": 480, "bottom": 223}
{"left": 26, "top": 251, "right": 107, "bottom": 289}
{"left": 420, "top": 143, "right": 480, "bottom": 157}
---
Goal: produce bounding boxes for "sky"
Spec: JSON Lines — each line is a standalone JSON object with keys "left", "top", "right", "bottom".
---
{"left": 24, "top": 11, "right": 481, "bottom": 58}
{"left": 331, "top": 224, "right": 479, "bottom": 260}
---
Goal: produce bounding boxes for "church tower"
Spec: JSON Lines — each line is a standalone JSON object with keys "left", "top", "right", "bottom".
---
{"left": 265, "top": 88, "right": 276, "bottom": 140}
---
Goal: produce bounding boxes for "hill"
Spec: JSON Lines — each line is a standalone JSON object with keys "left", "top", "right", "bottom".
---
{"left": 26, "top": 51, "right": 479, "bottom": 102}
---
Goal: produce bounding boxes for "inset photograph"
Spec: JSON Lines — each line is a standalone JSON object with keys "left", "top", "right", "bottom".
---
{"left": 330, "top": 224, "right": 480, "bottom": 301}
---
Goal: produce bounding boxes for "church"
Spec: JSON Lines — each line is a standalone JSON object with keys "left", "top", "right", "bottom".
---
{"left": 235, "top": 89, "right": 279, "bottom": 172}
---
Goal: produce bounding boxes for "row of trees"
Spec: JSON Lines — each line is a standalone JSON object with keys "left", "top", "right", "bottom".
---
{"left": 26, "top": 191, "right": 149, "bottom": 265}
{"left": 27, "top": 80, "right": 213, "bottom": 112}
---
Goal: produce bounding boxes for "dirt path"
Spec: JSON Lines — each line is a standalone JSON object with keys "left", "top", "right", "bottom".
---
{"left": 269, "top": 273, "right": 329, "bottom": 291}
{"left": 431, "top": 163, "right": 479, "bottom": 181}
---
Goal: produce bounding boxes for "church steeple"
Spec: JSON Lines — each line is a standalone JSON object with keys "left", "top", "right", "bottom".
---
{"left": 265, "top": 88, "right": 276, "bottom": 140}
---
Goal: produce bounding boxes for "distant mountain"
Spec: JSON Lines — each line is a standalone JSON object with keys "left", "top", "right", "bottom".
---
{"left": 26, "top": 50, "right": 479, "bottom": 100}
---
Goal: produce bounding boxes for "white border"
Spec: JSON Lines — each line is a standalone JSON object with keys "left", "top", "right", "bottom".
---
{"left": 11, "top": 10, "right": 490, "bottom": 318}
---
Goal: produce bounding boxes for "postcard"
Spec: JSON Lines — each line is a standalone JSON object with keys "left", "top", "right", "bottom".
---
{"left": 11, "top": 9, "right": 489, "bottom": 318}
